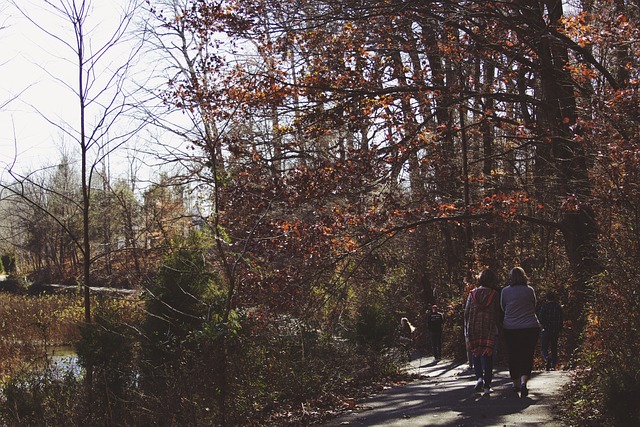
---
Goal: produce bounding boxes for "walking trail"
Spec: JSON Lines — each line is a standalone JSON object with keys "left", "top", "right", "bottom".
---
{"left": 323, "top": 353, "right": 571, "bottom": 427}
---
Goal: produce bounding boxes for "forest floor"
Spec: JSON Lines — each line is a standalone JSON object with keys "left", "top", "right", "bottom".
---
{"left": 322, "top": 352, "right": 571, "bottom": 426}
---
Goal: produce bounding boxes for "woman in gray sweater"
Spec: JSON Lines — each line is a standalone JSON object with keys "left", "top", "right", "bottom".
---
{"left": 500, "top": 267, "right": 540, "bottom": 397}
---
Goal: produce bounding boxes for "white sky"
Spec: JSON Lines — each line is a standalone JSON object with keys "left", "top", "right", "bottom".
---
{"left": 0, "top": 0, "right": 170, "bottom": 187}
{"left": 0, "top": 3, "right": 72, "bottom": 168}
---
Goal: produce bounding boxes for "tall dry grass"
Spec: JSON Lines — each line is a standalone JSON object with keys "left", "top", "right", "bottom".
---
{"left": 0, "top": 292, "right": 143, "bottom": 379}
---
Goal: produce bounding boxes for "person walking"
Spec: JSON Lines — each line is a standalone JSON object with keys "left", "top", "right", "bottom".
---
{"left": 501, "top": 267, "right": 540, "bottom": 398}
{"left": 427, "top": 305, "right": 445, "bottom": 361}
{"left": 465, "top": 269, "right": 502, "bottom": 393}
{"left": 398, "top": 317, "right": 416, "bottom": 361}
{"left": 538, "top": 290, "right": 563, "bottom": 371}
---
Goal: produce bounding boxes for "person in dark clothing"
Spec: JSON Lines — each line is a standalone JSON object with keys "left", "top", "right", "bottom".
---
{"left": 427, "top": 305, "right": 445, "bottom": 361}
{"left": 538, "top": 290, "right": 564, "bottom": 371}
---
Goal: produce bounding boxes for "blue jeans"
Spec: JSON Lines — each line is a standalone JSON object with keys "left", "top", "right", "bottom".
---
{"left": 473, "top": 354, "right": 494, "bottom": 387}
{"left": 540, "top": 329, "right": 560, "bottom": 368}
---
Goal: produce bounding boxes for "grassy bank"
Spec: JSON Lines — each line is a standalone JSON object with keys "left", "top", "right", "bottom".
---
{"left": 0, "top": 292, "right": 143, "bottom": 379}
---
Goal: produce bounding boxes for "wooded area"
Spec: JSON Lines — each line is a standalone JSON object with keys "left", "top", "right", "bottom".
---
{"left": 0, "top": 0, "right": 638, "bottom": 425}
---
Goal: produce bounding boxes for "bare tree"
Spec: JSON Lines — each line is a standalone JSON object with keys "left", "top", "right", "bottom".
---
{"left": 3, "top": 0, "right": 146, "bottom": 323}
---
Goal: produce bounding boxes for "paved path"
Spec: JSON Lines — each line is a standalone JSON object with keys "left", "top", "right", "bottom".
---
{"left": 323, "top": 354, "right": 571, "bottom": 426}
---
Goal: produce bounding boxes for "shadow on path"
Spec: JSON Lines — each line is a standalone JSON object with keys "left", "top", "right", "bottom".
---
{"left": 323, "top": 353, "right": 570, "bottom": 427}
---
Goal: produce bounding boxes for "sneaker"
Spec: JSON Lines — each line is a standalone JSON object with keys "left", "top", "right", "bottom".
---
{"left": 474, "top": 379, "right": 484, "bottom": 391}
{"left": 512, "top": 380, "right": 521, "bottom": 393}
{"left": 484, "top": 386, "right": 493, "bottom": 393}
{"left": 520, "top": 384, "right": 528, "bottom": 398}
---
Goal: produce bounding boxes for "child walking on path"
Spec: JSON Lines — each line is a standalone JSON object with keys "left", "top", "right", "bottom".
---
{"left": 398, "top": 317, "right": 416, "bottom": 361}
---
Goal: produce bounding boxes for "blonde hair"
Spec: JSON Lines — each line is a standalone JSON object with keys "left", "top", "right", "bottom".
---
{"left": 509, "top": 267, "right": 529, "bottom": 286}
{"left": 401, "top": 317, "right": 416, "bottom": 333}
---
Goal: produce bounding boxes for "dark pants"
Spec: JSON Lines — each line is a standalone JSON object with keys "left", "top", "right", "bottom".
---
{"left": 503, "top": 327, "right": 540, "bottom": 380}
{"left": 473, "top": 354, "right": 494, "bottom": 387}
{"left": 540, "top": 330, "right": 560, "bottom": 369}
{"left": 430, "top": 331, "right": 442, "bottom": 359}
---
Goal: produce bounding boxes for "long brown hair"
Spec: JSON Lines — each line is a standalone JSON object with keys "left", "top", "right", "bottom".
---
{"left": 478, "top": 268, "right": 498, "bottom": 288}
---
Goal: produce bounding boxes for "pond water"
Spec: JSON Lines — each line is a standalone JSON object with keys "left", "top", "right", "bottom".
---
{"left": 48, "top": 345, "right": 82, "bottom": 377}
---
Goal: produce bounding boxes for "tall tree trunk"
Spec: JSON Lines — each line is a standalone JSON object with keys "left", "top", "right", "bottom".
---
{"left": 520, "top": 0, "right": 602, "bottom": 356}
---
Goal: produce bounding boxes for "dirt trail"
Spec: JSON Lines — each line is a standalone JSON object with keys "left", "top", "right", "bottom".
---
{"left": 323, "top": 354, "right": 571, "bottom": 426}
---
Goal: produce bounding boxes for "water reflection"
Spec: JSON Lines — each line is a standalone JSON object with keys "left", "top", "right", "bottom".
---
{"left": 48, "top": 345, "right": 82, "bottom": 377}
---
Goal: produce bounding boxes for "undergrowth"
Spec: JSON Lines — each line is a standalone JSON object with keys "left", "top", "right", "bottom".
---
{"left": 562, "top": 269, "right": 640, "bottom": 427}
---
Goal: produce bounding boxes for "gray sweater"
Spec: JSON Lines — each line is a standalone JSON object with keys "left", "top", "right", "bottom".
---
{"left": 500, "top": 285, "right": 540, "bottom": 330}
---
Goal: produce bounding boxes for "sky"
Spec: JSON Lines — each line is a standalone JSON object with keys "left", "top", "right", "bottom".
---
{"left": 0, "top": 2, "right": 73, "bottom": 168}
{"left": 0, "top": 0, "right": 166, "bottom": 185}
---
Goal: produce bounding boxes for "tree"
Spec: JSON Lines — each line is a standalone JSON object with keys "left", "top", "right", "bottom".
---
{"left": 160, "top": 0, "right": 629, "bottom": 338}
{"left": 4, "top": 0, "right": 146, "bottom": 323}
{"left": 144, "top": 0, "right": 640, "bottom": 422}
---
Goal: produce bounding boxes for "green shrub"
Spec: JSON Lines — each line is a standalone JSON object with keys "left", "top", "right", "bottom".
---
{"left": 225, "top": 311, "right": 405, "bottom": 425}
{"left": 75, "top": 309, "right": 137, "bottom": 425}
{"left": 0, "top": 367, "right": 80, "bottom": 426}
{"left": 141, "top": 242, "right": 216, "bottom": 359}
{"left": 136, "top": 236, "right": 224, "bottom": 425}
{"left": 348, "top": 302, "right": 396, "bottom": 351}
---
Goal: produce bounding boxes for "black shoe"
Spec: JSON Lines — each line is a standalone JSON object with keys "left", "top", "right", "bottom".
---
{"left": 520, "top": 384, "right": 528, "bottom": 398}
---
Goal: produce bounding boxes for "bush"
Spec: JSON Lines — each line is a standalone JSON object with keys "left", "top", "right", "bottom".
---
{"left": 0, "top": 274, "right": 28, "bottom": 294}
{"left": 1, "top": 254, "right": 15, "bottom": 274}
{"left": 0, "top": 293, "right": 145, "bottom": 426}
{"left": 75, "top": 309, "right": 138, "bottom": 426}
{"left": 0, "top": 367, "right": 80, "bottom": 426}
{"left": 0, "top": 237, "right": 413, "bottom": 425}
{"left": 603, "top": 372, "right": 640, "bottom": 427}
{"left": 136, "top": 237, "right": 225, "bottom": 425}
{"left": 564, "top": 269, "right": 640, "bottom": 426}
{"left": 225, "top": 310, "right": 407, "bottom": 425}
{"left": 347, "top": 302, "right": 396, "bottom": 352}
